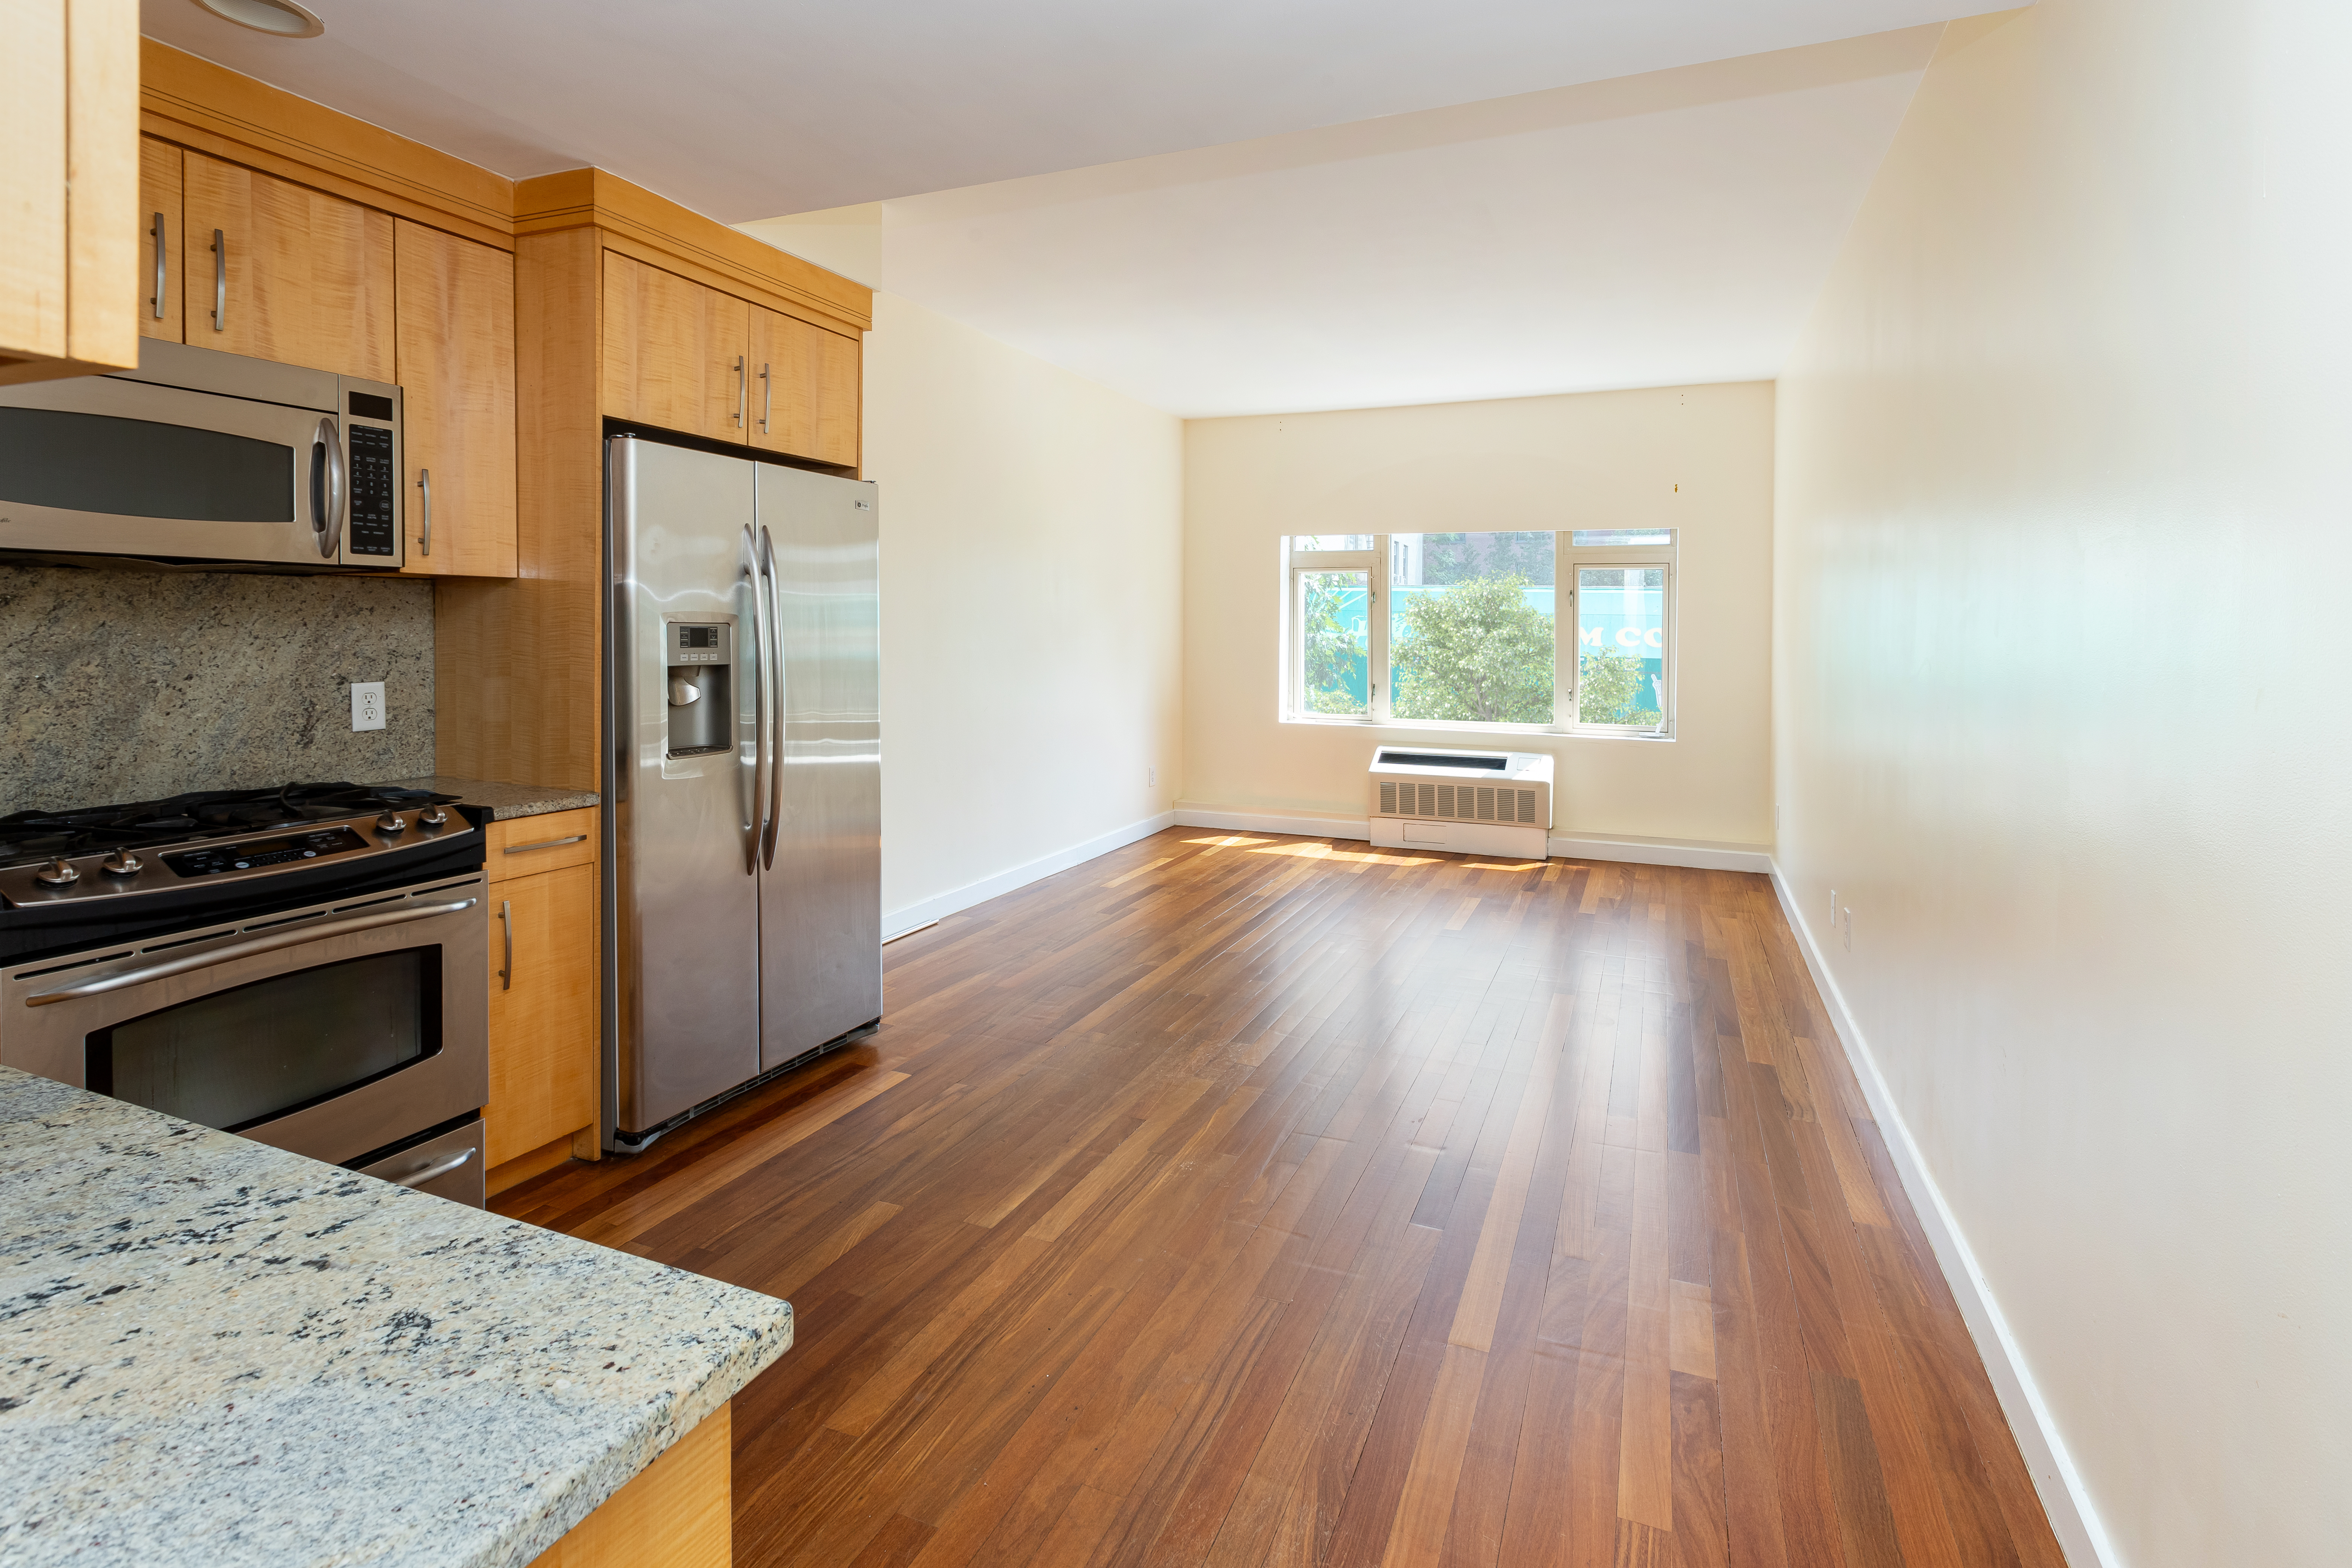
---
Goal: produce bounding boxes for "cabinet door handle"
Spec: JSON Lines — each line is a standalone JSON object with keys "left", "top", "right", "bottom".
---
{"left": 503, "top": 833, "right": 586, "bottom": 855}
{"left": 151, "top": 213, "right": 165, "bottom": 319}
{"left": 498, "top": 898, "right": 513, "bottom": 991}
{"left": 418, "top": 467, "right": 431, "bottom": 556}
{"left": 735, "top": 355, "right": 747, "bottom": 427}
{"left": 210, "top": 229, "right": 226, "bottom": 332}
{"left": 760, "top": 362, "right": 772, "bottom": 435}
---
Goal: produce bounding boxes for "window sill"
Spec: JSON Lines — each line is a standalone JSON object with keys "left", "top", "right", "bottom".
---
{"left": 1280, "top": 715, "right": 1675, "bottom": 743}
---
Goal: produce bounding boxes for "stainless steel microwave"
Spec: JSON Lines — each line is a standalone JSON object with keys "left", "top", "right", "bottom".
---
{"left": 0, "top": 337, "right": 403, "bottom": 569}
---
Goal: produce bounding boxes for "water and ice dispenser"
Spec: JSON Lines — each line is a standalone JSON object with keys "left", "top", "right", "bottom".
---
{"left": 665, "top": 622, "right": 733, "bottom": 757}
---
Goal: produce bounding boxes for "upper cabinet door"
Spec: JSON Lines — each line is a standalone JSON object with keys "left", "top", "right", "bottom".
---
{"left": 0, "top": 0, "right": 138, "bottom": 386}
{"left": 138, "top": 137, "right": 182, "bottom": 345}
{"left": 808, "top": 321, "right": 861, "bottom": 469}
{"left": 747, "top": 305, "right": 864, "bottom": 469}
{"left": 395, "top": 220, "right": 515, "bottom": 578}
{"left": 602, "top": 251, "right": 749, "bottom": 443}
{"left": 182, "top": 150, "right": 394, "bottom": 380}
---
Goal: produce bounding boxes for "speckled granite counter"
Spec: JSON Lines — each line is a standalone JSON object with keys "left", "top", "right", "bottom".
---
{"left": 380, "top": 776, "right": 600, "bottom": 822}
{"left": 0, "top": 1067, "right": 790, "bottom": 1568}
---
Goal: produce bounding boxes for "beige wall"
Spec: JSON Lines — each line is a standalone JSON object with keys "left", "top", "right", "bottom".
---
{"left": 865, "top": 292, "right": 1183, "bottom": 928}
{"left": 1776, "top": 5, "right": 2352, "bottom": 1564}
{"left": 1182, "top": 384, "right": 1775, "bottom": 846}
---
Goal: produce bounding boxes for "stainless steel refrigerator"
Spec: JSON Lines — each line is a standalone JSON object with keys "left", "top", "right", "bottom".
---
{"left": 603, "top": 434, "right": 880, "bottom": 1150}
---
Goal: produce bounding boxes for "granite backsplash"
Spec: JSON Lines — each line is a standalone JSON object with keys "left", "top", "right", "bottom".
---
{"left": 0, "top": 562, "right": 433, "bottom": 816}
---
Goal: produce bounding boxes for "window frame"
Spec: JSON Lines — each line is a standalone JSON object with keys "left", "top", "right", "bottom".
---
{"left": 1279, "top": 531, "right": 1677, "bottom": 738}
{"left": 1286, "top": 545, "right": 1380, "bottom": 720}
{"left": 1563, "top": 542, "right": 1676, "bottom": 738}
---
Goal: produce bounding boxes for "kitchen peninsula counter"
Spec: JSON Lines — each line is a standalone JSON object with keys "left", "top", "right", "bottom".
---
{"left": 0, "top": 1066, "right": 790, "bottom": 1567}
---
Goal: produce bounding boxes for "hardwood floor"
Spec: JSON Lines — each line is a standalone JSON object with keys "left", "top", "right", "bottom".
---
{"left": 493, "top": 828, "right": 2066, "bottom": 1568}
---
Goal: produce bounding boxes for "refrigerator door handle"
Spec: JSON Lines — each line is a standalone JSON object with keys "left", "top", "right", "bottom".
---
{"left": 741, "top": 523, "right": 772, "bottom": 875}
{"left": 758, "top": 524, "right": 784, "bottom": 870}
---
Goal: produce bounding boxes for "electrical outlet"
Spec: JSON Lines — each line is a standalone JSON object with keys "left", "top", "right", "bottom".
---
{"left": 1841, "top": 905, "right": 1853, "bottom": 950}
{"left": 1148, "top": 765, "right": 1158, "bottom": 789}
{"left": 351, "top": 681, "right": 386, "bottom": 732}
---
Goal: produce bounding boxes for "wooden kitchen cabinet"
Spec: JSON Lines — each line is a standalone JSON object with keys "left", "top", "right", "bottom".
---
{"left": 395, "top": 219, "right": 516, "bottom": 577}
{"left": 0, "top": 0, "right": 138, "bottom": 386}
{"left": 603, "top": 251, "right": 751, "bottom": 443}
{"left": 486, "top": 853, "right": 598, "bottom": 1173}
{"left": 181, "top": 149, "right": 394, "bottom": 380}
{"left": 483, "top": 807, "right": 600, "bottom": 1190}
{"left": 482, "top": 808, "right": 597, "bottom": 1189}
{"left": 528, "top": 1401, "right": 731, "bottom": 1568}
{"left": 748, "top": 303, "right": 861, "bottom": 468}
{"left": 137, "top": 136, "right": 182, "bottom": 344}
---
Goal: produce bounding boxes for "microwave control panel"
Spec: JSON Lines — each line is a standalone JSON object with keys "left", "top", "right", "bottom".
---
{"left": 347, "top": 423, "right": 396, "bottom": 558}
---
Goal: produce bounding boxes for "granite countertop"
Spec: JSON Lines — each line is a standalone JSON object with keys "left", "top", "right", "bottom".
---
{"left": 381, "top": 776, "right": 600, "bottom": 822}
{"left": 0, "top": 1067, "right": 791, "bottom": 1568}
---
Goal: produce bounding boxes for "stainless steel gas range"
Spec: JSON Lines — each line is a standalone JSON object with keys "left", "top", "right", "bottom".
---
{"left": 0, "top": 784, "right": 490, "bottom": 1205}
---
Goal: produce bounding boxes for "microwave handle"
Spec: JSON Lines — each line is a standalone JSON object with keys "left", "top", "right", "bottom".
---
{"left": 311, "top": 417, "right": 345, "bottom": 560}
{"left": 23, "top": 897, "right": 478, "bottom": 1007}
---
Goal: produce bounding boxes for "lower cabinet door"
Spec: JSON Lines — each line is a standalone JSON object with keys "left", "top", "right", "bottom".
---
{"left": 486, "top": 861, "right": 598, "bottom": 1167}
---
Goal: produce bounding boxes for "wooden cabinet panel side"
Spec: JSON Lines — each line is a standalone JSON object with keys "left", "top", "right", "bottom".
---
{"left": 434, "top": 224, "right": 600, "bottom": 788}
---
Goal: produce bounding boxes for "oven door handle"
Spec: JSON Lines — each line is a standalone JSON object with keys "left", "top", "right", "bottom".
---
{"left": 23, "top": 898, "right": 479, "bottom": 1007}
{"left": 389, "top": 1147, "right": 475, "bottom": 1189}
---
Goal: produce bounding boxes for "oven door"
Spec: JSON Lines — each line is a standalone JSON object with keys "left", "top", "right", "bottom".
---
{"left": 0, "top": 874, "right": 488, "bottom": 1168}
{"left": 0, "top": 341, "right": 400, "bottom": 568}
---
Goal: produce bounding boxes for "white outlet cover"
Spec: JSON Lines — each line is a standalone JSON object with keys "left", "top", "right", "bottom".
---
{"left": 351, "top": 681, "right": 386, "bottom": 732}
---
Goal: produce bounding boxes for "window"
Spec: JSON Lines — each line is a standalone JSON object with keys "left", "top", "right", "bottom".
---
{"left": 1282, "top": 530, "right": 1674, "bottom": 736}
{"left": 1388, "top": 532, "right": 1555, "bottom": 724}
{"left": 1574, "top": 566, "right": 1668, "bottom": 730}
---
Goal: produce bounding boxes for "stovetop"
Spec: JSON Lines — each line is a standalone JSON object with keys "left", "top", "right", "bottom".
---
{"left": 0, "top": 783, "right": 456, "bottom": 871}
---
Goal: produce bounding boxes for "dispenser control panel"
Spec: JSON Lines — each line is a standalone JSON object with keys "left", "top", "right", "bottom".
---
{"left": 674, "top": 625, "right": 727, "bottom": 664}
{"left": 665, "top": 621, "right": 735, "bottom": 759}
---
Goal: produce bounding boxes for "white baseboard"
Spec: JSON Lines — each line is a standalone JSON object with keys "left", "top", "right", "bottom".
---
{"left": 1173, "top": 804, "right": 1372, "bottom": 839}
{"left": 1547, "top": 832, "right": 1773, "bottom": 873}
{"left": 1766, "top": 864, "right": 2118, "bottom": 1568}
{"left": 882, "top": 810, "right": 1176, "bottom": 940}
{"left": 1172, "top": 803, "right": 1772, "bottom": 874}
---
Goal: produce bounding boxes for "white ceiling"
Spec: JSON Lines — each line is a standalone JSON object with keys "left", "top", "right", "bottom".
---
{"left": 745, "top": 28, "right": 1945, "bottom": 417}
{"left": 142, "top": 0, "right": 1977, "bottom": 219}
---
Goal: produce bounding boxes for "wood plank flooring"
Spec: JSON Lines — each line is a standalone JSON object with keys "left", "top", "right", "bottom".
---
{"left": 493, "top": 828, "right": 2067, "bottom": 1568}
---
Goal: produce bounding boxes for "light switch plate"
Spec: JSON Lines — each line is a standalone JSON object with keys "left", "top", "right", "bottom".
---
{"left": 351, "top": 681, "right": 386, "bottom": 732}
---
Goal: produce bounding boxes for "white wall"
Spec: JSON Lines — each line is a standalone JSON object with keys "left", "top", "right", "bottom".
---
{"left": 864, "top": 292, "right": 1183, "bottom": 930}
{"left": 1184, "top": 384, "right": 1775, "bottom": 848}
{"left": 1776, "top": 5, "right": 2352, "bottom": 1565}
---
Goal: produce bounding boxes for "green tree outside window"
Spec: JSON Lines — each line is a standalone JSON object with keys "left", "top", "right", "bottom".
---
{"left": 1302, "top": 573, "right": 1367, "bottom": 714}
{"left": 1390, "top": 575, "right": 1554, "bottom": 723}
{"left": 1576, "top": 647, "right": 1662, "bottom": 726}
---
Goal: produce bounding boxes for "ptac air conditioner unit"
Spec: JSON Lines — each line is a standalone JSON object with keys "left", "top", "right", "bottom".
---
{"left": 1368, "top": 746, "right": 1553, "bottom": 860}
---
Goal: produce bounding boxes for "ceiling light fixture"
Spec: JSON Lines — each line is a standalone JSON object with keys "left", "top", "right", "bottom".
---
{"left": 189, "top": 0, "right": 325, "bottom": 38}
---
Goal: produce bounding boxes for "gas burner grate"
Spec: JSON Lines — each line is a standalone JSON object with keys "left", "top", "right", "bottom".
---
{"left": 0, "top": 782, "right": 458, "bottom": 870}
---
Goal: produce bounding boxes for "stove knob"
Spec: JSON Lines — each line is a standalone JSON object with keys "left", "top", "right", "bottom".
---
{"left": 418, "top": 806, "right": 450, "bottom": 828}
{"left": 34, "top": 856, "right": 80, "bottom": 887}
{"left": 99, "top": 850, "right": 143, "bottom": 877}
{"left": 375, "top": 812, "right": 407, "bottom": 833}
